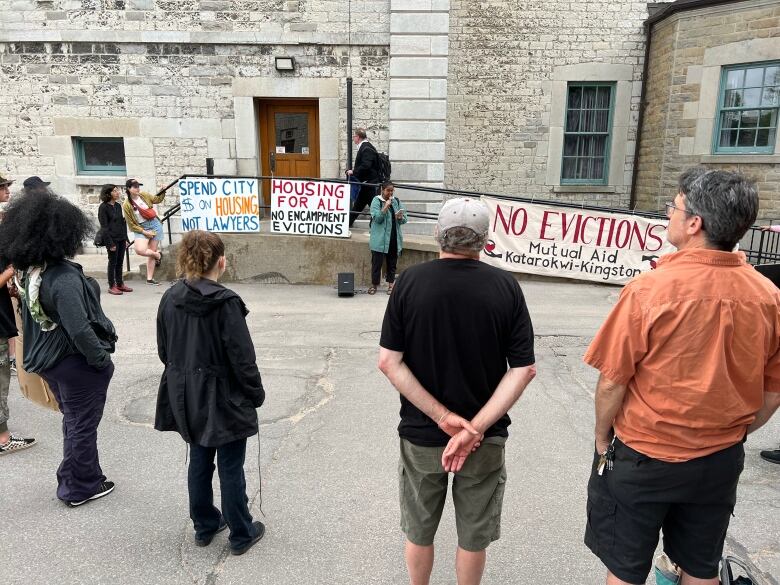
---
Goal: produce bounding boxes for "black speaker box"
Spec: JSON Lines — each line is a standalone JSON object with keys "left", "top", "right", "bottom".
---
{"left": 337, "top": 272, "right": 355, "bottom": 297}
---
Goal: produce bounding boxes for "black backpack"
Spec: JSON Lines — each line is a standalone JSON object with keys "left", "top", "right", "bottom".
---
{"left": 376, "top": 151, "right": 391, "bottom": 182}
{"left": 720, "top": 556, "right": 759, "bottom": 585}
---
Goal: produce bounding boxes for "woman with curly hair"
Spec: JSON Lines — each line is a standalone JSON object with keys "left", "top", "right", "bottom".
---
{"left": 122, "top": 178, "right": 165, "bottom": 286}
{"left": 155, "top": 230, "right": 266, "bottom": 555}
{"left": 97, "top": 184, "right": 132, "bottom": 296}
{"left": 0, "top": 189, "right": 118, "bottom": 507}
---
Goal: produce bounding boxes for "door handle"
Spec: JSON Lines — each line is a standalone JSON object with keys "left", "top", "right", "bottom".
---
{"left": 269, "top": 151, "right": 276, "bottom": 173}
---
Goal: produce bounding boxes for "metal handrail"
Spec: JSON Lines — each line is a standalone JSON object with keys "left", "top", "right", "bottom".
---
{"left": 152, "top": 174, "right": 780, "bottom": 266}
{"left": 160, "top": 173, "right": 668, "bottom": 219}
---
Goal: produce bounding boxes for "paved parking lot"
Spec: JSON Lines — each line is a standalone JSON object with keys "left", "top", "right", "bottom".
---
{"left": 2, "top": 279, "right": 778, "bottom": 585}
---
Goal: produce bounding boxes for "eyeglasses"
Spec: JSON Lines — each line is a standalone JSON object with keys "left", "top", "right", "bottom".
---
{"left": 665, "top": 201, "right": 705, "bottom": 229}
{"left": 665, "top": 202, "right": 693, "bottom": 218}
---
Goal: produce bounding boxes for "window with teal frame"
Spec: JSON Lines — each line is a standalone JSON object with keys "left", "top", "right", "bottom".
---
{"left": 714, "top": 62, "right": 779, "bottom": 154}
{"left": 561, "top": 82, "right": 615, "bottom": 185}
{"left": 73, "top": 137, "right": 126, "bottom": 175}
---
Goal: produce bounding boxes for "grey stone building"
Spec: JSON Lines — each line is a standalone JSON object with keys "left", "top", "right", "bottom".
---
{"left": 634, "top": 0, "right": 780, "bottom": 216}
{"left": 0, "top": 0, "right": 778, "bottom": 229}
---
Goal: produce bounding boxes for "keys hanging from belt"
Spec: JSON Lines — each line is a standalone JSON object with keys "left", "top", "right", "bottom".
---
{"left": 597, "top": 436, "right": 617, "bottom": 476}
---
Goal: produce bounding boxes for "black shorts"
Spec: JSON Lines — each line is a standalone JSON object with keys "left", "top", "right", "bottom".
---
{"left": 584, "top": 438, "right": 744, "bottom": 584}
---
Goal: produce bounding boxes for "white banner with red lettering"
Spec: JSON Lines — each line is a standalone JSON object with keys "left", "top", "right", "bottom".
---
{"left": 270, "top": 178, "right": 349, "bottom": 238}
{"left": 480, "top": 196, "right": 675, "bottom": 285}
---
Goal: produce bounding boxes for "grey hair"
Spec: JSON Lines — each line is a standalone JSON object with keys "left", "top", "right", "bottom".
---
{"left": 678, "top": 166, "right": 708, "bottom": 196}
{"left": 683, "top": 169, "right": 758, "bottom": 251}
{"left": 436, "top": 226, "right": 488, "bottom": 254}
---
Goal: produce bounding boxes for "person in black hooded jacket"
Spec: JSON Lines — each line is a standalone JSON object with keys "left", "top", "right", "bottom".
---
{"left": 155, "top": 230, "right": 266, "bottom": 556}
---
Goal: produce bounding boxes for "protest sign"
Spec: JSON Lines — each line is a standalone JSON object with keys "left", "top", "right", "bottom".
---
{"left": 481, "top": 196, "right": 675, "bottom": 285}
{"left": 270, "top": 179, "right": 349, "bottom": 238}
{"left": 178, "top": 178, "right": 260, "bottom": 233}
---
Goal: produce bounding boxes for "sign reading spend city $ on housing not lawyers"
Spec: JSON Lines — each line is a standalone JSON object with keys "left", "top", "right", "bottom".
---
{"left": 177, "top": 178, "right": 260, "bottom": 233}
{"left": 481, "top": 196, "right": 676, "bottom": 285}
{"left": 270, "top": 179, "right": 349, "bottom": 238}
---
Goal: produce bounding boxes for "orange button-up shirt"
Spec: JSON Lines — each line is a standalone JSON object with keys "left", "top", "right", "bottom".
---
{"left": 584, "top": 248, "right": 780, "bottom": 462}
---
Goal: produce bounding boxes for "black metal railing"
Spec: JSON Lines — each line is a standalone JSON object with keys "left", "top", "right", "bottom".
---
{"left": 153, "top": 174, "right": 780, "bottom": 267}
{"left": 742, "top": 222, "right": 780, "bottom": 265}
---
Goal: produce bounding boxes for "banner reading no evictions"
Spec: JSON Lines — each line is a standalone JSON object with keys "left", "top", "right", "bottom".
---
{"left": 178, "top": 178, "right": 260, "bottom": 233}
{"left": 270, "top": 179, "right": 349, "bottom": 238}
{"left": 481, "top": 196, "right": 676, "bottom": 285}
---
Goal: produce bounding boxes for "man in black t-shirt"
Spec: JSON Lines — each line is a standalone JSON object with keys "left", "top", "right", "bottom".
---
{"left": 0, "top": 174, "right": 36, "bottom": 455}
{"left": 379, "top": 197, "right": 536, "bottom": 585}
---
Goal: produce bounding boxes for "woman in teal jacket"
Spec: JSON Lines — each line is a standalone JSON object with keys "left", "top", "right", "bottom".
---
{"left": 368, "top": 181, "right": 407, "bottom": 294}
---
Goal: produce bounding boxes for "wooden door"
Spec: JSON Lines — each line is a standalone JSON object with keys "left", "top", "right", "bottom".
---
{"left": 258, "top": 99, "right": 320, "bottom": 207}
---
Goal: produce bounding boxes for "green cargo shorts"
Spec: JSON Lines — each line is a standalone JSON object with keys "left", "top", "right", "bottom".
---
{"left": 398, "top": 436, "right": 507, "bottom": 552}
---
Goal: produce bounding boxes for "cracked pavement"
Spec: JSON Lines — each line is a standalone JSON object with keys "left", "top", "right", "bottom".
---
{"left": 2, "top": 280, "right": 778, "bottom": 584}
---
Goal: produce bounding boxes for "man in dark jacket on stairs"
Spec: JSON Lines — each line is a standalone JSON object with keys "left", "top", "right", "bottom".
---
{"left": 347, "top": 127, "right": 380, "bottom": 227}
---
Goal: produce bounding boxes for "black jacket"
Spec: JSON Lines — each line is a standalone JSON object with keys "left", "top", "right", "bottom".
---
{"left": 155, "top": 278, "right": 265, "bottom": 447}
{"left": 0, "top": 265, "right": 16, "bottom": 339}
{"left": 353, "top": 141, "right": 379, "bottom": 183}
{"left": 98, "top": 201, "right": 128, "bottom": 242}
{"left": 22, "top": 260, "right": 116, "bottom": 373}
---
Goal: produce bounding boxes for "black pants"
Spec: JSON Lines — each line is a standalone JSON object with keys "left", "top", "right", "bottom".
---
{"left": 371, "top": 247, "right": 398, "bottom": 286}
{"left": 188, "top": 438, "right": 255, "bottom": 549}
{"left": 41, "top": 354, "right": 113, "bottom": 503}
{"left": 106, "top": 240, "right": 125, "bottom": 287}
{"left": 349, "top": 184, "right": 377, "bottom": 227}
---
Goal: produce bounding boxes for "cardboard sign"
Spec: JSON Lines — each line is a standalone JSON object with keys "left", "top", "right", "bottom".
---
{"left": 178, "top": 178, "right": 260, "bottom": 233}
{"left": 481, "top": 196, "right": 675, "bottom": 285}
{"left": 270, "top": 179, "right": 349, "bottom": 238}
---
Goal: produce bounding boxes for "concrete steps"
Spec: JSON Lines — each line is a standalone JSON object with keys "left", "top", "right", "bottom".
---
{"left": 78, "top": 216, "right": 440, "bottom": 285}
{"left": 118, "top": 229, "right": 439, "bottom": 285}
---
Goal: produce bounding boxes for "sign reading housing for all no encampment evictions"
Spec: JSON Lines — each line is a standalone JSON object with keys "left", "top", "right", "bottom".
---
{"left": 270, "top": 179, "right": 349, "bottom": 238}
{"left": 178, "top": 178, "right": 261, "bottom": 233}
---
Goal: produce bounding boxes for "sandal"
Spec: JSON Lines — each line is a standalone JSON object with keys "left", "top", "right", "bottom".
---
{"left": 155, "top": 251, "right": 163, "bottom": 267}
{"left": 368, "top": 286, "right": 377, "bottom": 295}
{"left": 387, "top": 282, "right": 394, "bottom": 295}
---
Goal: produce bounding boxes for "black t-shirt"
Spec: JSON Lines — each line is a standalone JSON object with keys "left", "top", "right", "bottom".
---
{"left": 380, "top": 259, "right": 535, "bottom": 446}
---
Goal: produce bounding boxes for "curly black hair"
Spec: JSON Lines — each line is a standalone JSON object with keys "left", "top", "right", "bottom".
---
{"left": 99, "top": 184, "right": 116, "bottom": 203}
{"left": 0, "top": 189, "right": 94, "bottom": 270}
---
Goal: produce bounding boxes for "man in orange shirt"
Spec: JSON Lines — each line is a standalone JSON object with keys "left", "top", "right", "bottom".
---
{"left": 583, "top": 168, "right": 780, "bottom": 585}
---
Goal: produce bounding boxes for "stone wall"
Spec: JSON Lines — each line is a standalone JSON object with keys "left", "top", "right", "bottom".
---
{"left": 634, "top": 0, "right": 780, "bottom": 218}
{"left": 1, "top": 0, "right": 388, "bottom": 36}
{"left": 388, "top": 0, "right": 450, "bottom": 213}
{"left": 5, "top": 0, "right": 777, "bottom": 228}
{"left": 444, "top": 0, "right": 675, "bottom": 207}
{"left": 0, "top": 40, "right": 388, "bottom": 222}
{"left": 0, "top": 0, "right": 391, "bottom": 230}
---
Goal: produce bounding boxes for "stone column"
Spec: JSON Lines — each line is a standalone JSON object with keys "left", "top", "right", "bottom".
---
{"left": 388, "top": 0, "right": 449, "bottom": 223}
